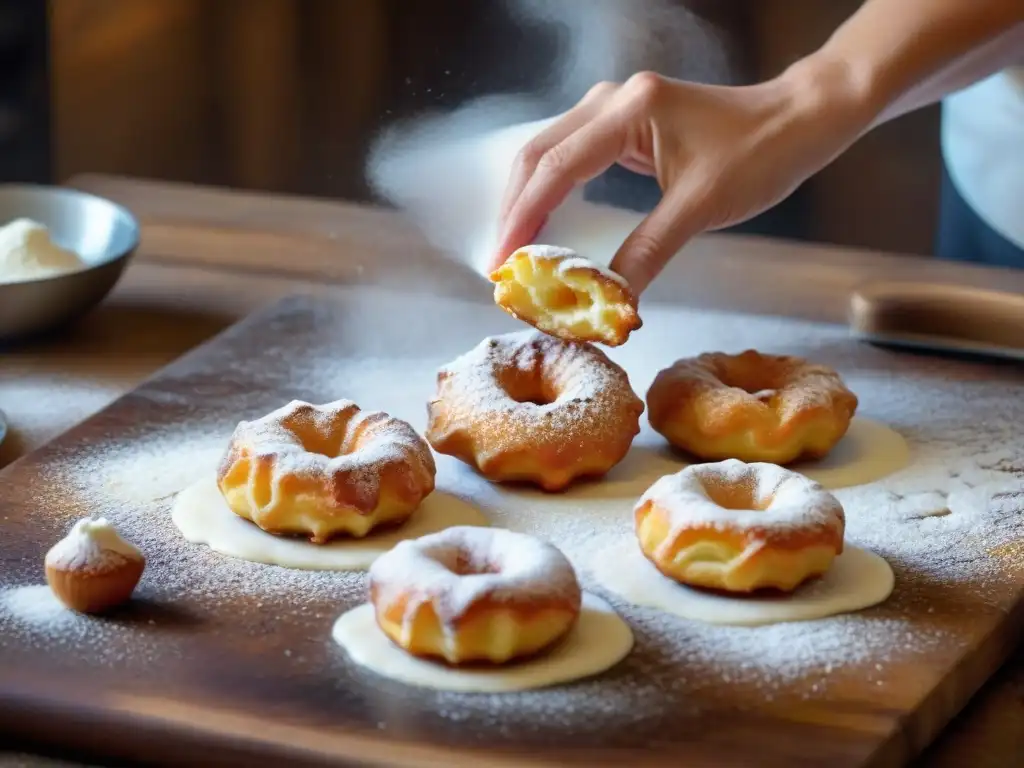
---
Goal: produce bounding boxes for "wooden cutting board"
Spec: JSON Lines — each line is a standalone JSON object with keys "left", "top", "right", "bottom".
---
{"left": 1, "top": 289, "right": 1023, "bottom": 768}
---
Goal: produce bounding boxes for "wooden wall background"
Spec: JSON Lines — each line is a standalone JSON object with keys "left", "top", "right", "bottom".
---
{"left": 49, "top": 0, "right": 941, "bottom": 256}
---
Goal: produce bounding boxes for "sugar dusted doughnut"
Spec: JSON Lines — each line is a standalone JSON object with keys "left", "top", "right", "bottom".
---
{"left": 426, "top": 331, "right": 644, "bottom": 491}
{"left": 368, "top": 526, "right": 582, "bottom": 665}
{"left": 490, "top": 245, "right": 641, "bottom": 346}
{"left": 634, "top": 460, "right": 845, "bottom": 593}
{"left": 647, "top": 350, "right": 858, "bottom": 464}
{"left": 217, "top": 400, "right": 436, "bottom": 544}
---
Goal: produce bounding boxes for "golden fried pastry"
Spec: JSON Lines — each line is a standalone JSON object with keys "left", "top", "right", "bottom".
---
{"left": 426, "top": 331, "right": 644, "bottom": 491}
{"left": 635, "top": 460, "right": 845, "bottom": 593}
{"left": 368, "top": 526, "right": 582, "bottom": 664}
{"left": 217, "top": 399, "right": 436, "bottom": 544}
{"left": 646, "top": 350, "right": 858, "bottom": 464}
{"left": 490, "top": 245, "right": 641, "bottom": 346}
{"left": 44, "top": 517, "right": 146, "bottom": 614}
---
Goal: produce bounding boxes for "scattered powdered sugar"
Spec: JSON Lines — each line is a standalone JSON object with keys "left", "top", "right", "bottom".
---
{"left": 2, "top": 287, "right": 1023, "bottom": 738}
{"left": 369, "top": 525, "right": 581, "bottom": 624}
{"left": 0, "top": 377, "right": 127, "bottom": 463}
{"left": 1, "top": 585, "right": 75, "bottom": 628}
{"left": 0, "top": 583, "right": 186, "bottom": 671}
{"left": 638, "top": 459, "right": 844, "bottom": 539}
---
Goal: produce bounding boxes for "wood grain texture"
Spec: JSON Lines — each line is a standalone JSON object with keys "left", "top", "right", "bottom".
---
{"left": 1, "top": 175, "right": 1022, "bottom": 766}
{"left": 1, "top": 292, "right": 1023, "bottom": 768}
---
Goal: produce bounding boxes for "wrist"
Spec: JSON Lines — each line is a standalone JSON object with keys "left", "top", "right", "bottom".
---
{"left": 775, "top": 50, "right": 885, "bottom": 137}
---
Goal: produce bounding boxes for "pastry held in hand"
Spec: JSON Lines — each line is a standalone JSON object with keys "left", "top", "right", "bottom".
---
{"left": 635, "top": 460, "right": 845, "bottom": 593}
{"left": 490, "top": 245, "right": 641, "bottom": 346}
{"left": 647, "top": 350, "right": 858, "bottom": 464}
{"left": 44, "top": 517, "right": 146, "bottom": 614}
{"left": 426, "top": 331, "right": 644, "bottom": 492}
{"left": 217, "top": 399, "right": 436, "bottom": 544}
{"left": 368, "top": 526, "right": 582, "bottom": 665}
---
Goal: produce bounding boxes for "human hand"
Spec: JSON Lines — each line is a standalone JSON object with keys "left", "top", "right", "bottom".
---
{"left": 492, "top": 64, "right": 876, "bottom": 293}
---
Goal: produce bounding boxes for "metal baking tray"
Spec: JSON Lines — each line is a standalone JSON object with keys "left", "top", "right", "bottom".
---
{"left": 849, "top": 281, "right": 1024, "bottom": 362}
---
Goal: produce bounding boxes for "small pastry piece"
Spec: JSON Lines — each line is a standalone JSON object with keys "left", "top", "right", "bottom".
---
{"left": 634, "top": 460, "right": 845, "bottom": 593}
{"left": 646, "top": 350, "right": 858, "bottom": 464}
{"left": 368, "top": 526, "right": 582, "bottom": 665}
{"left": 490, "top": 245, "right": 641, "bottom": 346}
{"left": 217, "top": 399, "right": 436, "bottom": 544}
{"left": 426, "top": 330, "right": 644, "bottom": 491}
{"left": 44, "top": 517, "right": 146, "bottom": 614}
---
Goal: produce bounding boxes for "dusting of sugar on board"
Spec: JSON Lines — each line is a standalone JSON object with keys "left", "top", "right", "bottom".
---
{"left": 1, "top": 287, "right": 1023, "bottom": 744}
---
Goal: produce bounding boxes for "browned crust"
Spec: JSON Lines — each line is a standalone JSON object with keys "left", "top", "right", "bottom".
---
{"left": 368, "top": 577, "right": 582, "bottom": 664}
{"left": 425, "top": 338, "right": 644, "bottom": 492}
{"left": 634, "top": 498, "right": 845, "bottom": 593}
{"left": 635, "top": 498, "right": 846, "bottom": 554}
{"left": 216, "top": 401, "right": 436, "bottom": 534}
{"left": 646, "top": 350, "right": 858, "bottom": 460}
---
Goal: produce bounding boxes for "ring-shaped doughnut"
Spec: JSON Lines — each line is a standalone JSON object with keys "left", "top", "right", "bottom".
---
{"left": 217, "top": 400, "right": 436, "bottom": 544}
{"left": 368, "top": 526, "right": 583, "bottom": 664}
{"left": 634, "top": 460, "right": 845, "bottom": 593}
{"left": 426, "top": 331, "right": 644, "bottom": 491}
{"left": 647, "top": 350, "right": 858, "bottom": 463}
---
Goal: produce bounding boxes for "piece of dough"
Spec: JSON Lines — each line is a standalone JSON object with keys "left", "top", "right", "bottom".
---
{"left": 588, "top": 540, "right": 894, "bottom": 627}
{"left": 331, "top": 592, "right": 633, "bottom": 692}
{"left": 791, "top": 417, "right": 909, "bottom": 490}
{"left": 171, "top": 476, "right": 489, "bottom": 571}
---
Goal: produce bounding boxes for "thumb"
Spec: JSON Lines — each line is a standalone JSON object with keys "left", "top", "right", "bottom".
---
{"left": 609, "top": 185, "right": 703, "bottom": 294}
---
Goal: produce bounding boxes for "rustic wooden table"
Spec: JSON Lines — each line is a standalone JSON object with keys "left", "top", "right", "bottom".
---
{"left": 1, "top": 174, "right": 1021, "bottom": 767}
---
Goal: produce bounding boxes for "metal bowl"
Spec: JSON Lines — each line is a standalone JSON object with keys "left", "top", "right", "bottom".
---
{"left": 0, "top": 184, "right": 139, "bottom": 342}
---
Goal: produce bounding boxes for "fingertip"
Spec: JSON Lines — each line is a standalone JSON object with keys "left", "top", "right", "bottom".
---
{"left": 609, "top": 250, "right": 656, "bottom": 297}
{"left": 493, "top": 213, "right": 548, "bottom": 270}
{"left": 610, "top": 264, "right": 651, "bottom": 297}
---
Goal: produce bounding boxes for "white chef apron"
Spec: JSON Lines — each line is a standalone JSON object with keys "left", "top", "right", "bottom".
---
{"left": 941, "top": 67, "right": 1024, "bottom": 250}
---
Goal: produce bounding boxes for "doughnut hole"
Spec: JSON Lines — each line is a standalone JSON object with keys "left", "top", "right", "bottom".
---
{"left": 696, "top": 466, "right": 774, "bottom": 511}
{"left": 497, "top": 365, "right": 559, "bottom": 406}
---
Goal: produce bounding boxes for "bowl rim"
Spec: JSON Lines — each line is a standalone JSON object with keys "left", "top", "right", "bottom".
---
{"left": 0, "top": 183, "right": 141, "bottom": 288}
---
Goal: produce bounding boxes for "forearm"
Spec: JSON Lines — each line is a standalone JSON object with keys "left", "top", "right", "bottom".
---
{"left": 874, "top": 22, "right": 1024, "bottom": 124}
{"left": 783, "top": 0, "right": 1024, "bottom": 129}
